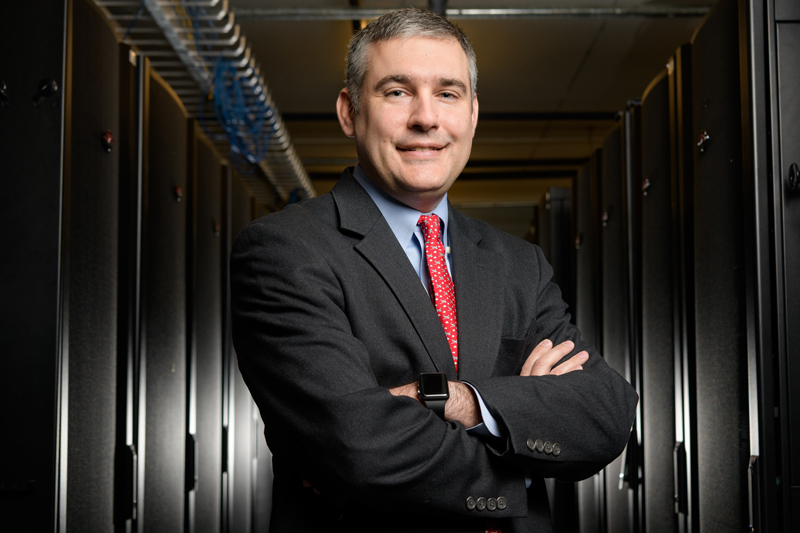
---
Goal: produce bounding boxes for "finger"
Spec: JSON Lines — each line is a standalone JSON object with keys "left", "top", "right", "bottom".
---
{"left": 528, "top": 340, "right": 577, "bottom": 376}
{"left": 549, "top": 351, "right": 589, "bottom": 376}
{"left": 521, "top": 339, "right": 576, "bottom": 376}
{"left": 520, "top": 339, "right": 553, "bottom": 376}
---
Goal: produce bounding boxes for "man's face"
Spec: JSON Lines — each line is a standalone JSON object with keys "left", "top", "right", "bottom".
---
{"left": 337, "top": 36, "right": 479, "bottom": 212}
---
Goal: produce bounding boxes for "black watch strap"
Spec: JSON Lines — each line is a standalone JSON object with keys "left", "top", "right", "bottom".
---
{"left": 422, "top": 398, "right": 446, "bottom": 420}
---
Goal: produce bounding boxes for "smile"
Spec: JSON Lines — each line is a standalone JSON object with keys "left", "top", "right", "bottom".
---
{"left": 397, "top": 146, "right": 444, "bottom": 152}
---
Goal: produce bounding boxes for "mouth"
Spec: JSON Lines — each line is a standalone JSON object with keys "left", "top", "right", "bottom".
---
{"left": 397, "top": 145, "right": 445, "bottom": 153}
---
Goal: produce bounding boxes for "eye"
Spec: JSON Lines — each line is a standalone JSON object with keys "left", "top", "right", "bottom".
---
{"left": 441, "top": 92, "right": 455, "bottom": 99}
{"left": 390, "top": 90, "right": 404, "bottom": 97}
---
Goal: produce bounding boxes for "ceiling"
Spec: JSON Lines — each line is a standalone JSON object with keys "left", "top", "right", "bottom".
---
{"left": 230, "top": 1, "right": 710, "bottom": 235}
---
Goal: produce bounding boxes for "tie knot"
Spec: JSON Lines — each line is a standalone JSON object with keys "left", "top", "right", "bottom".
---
{"left": 417, "top": 214, "right": 441, "bottom": 241}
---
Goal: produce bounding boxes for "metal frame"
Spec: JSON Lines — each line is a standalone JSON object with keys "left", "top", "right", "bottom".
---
{"left": 91, "top": 0, "right": 314, "bottom": 203}
{"left": 235, "top": 6, "right": 712, "bottom": 21}
{"left": 668, "top": 42, "right": 700, "bottom": 533}
{"left": 623, "top": 102, "right": 644, "bottom": 533}
{"left": 755, "top": 0, "right": 795, "bottom": 531}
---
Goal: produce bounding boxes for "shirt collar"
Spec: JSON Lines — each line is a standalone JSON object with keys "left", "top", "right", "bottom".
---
{"left": 352, "top": 165, "right": 449, "bottom": 246}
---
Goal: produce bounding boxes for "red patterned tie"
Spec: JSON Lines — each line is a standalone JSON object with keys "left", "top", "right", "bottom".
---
{"left": 419, "top": 215, "right": 501, "bottom": 533}
{"left": 417, "top": 214, "right": 458, "bottom": 371}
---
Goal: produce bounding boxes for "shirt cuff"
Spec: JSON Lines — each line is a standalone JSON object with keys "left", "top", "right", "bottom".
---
{"left": 462, "top": 382, "right": 531, "bottom": 489}
{"left": 462, "top": 381, "right": 502, "bottom": 437}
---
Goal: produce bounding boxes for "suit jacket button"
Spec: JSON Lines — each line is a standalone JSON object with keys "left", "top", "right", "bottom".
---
{"left": 476, "top": 497, "right": 487, "bottom": 511}
{"left": 553, "top": 443, "right": 561, "bottom": 456}
{"left": 497, "top": 497, "right": 507, "bottom": 510}
{"left": 466, "top": 496, "right": 476, "bottom": 510}
{"left": 487, "top": 498, "right": 497, "bottom": 511}
{"left": 526, "top": 437, "right": 536, "bottom": 452}
{"left": 544, "top": 441, "right": 554, "bottom": 454}
{"left": 535, "top": 439, "right": 544, "bottom": 453}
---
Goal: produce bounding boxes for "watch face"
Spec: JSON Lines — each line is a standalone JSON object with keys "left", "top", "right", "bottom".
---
{"left": 419, "top": 373, "right": 449, "bottom": 399}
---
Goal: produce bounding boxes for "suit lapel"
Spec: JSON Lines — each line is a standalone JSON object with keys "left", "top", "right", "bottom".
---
{"left": 448, "top": 207, "right": 504, "bottom": 381}
{"left": 331, "top": 170, "right": 457, "bottom": 378}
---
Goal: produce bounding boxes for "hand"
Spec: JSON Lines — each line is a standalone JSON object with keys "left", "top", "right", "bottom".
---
{"left": 520, "top": 339, "right": 588, "bottom": 377}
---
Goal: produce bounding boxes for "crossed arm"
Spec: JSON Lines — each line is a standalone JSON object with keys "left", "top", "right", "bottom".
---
{"left": 389, "top": 340, "right": 589, "bottom": 428}
{"left": 305, "top": 340, "right": 588, "bottom": 494}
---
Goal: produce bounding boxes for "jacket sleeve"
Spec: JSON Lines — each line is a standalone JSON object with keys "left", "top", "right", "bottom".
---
{"left": 230, "top": 217, "right": 529, "bottom": 519}
{"left": 466, "top": 245, "right": 639, "bottom": 482}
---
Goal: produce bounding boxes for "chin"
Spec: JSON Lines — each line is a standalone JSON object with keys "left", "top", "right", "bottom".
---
{"left": 398, "top": 170, "right": 453, "bottom": 192}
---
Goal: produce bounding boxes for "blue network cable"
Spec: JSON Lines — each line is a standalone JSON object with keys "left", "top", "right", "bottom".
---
{"left": 122, "top": 0, "right": 146, "bottom": 42}
{"left": 209, "top": 58, "right": 276, "bottom": 169}
{"left": 182, "top": 1, "right": 274, "bottom": 170}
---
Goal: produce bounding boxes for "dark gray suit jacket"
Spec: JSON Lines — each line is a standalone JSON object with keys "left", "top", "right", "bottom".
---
{"left": 231, "top": 169, "right": 638, "bottom": 532}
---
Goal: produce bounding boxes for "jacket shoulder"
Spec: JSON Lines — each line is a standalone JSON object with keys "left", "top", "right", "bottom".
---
{"left": 451, "top": 207, "right": 544, "bottom": 261}
{"left": 240, "top": 191, "right": 338, "bottom": 240}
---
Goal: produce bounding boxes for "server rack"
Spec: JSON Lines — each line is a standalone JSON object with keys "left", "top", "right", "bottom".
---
{"left": 191, "top": 130, "right": 226, "bottom": 533}
{"left": 690, "top": 2, "right": 751, "bottom": 529}
{"left": 639, "top": 67, "right": 678, "bottom": 533}
{"left": 227, "top": 174, "right": 257, "bottom": 533}
{"left": 116, "top": 39, "right": 145, "bottom": 533}
{"left": 599, "top": 122, "right": 636, "bottom": 533}
{"left": 574, "top": 151, "right": 605, "bottom": 533}
{"left": 64, "top": 1, "right": 121, "bottom": 530}
{"left": 0, "top": 2, "right": 68, "bottom": 529}
{"left": 756, "top": 0, "right": 800, "bottom": 530}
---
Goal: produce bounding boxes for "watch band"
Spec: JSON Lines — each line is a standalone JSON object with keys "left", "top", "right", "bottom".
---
{"left": 422, "top": 398, "right": 446, "bottom": 420}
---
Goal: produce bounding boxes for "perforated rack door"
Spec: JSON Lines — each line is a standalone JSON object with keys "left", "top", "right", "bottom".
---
{"left": 65, "top": 0, "right": 121, "bottom": 529}
{"left": 690, "top": 0, "right": 750, "bottom": 529}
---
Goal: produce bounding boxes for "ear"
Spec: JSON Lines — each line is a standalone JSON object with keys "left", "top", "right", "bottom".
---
{"left": 336, "top": 88, "right": 356, "bottom": 138}
{"left": 471, "top": 95, "right": 479, "bottom": 137}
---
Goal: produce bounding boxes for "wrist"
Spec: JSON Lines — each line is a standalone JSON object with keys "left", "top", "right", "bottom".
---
{"left": 445, "top": 381, "right": 481, "bottom": 428}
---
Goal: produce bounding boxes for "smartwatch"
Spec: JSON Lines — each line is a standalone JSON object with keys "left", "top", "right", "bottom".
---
{"left": 417, "top": 372, "right": 449, "bottom": 420}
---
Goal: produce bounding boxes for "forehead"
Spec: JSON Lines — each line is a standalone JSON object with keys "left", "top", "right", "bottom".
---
{"left": 365, "top": 36, "right": 470, "bottom": 84}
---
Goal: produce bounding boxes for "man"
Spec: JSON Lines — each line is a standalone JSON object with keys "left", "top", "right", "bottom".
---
{"left": 231, "top": 8, "right": 637, "bottom": 532}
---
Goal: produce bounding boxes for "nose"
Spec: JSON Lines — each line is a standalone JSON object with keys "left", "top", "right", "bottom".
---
{"left": 407, "top": 93, "right": 439, "bottom": 131}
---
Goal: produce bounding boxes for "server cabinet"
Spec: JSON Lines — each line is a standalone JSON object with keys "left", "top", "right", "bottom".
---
{"left": 64, "top": 0, "right": 120, "bottom": 530}
{"left": 574, "top": 152, "right": 603, "bottom": 366}
{"left": 191, "top": 131, "right": 225, "bottom": 533}
{"left": 115, "top": 38, "right": 146, "bottom": 532}
{"left": 225, "top": 174, "right": 275, "bottom": 531}
{"left": 777, "top": 19, "right": 800, "bottom": 531}
{"left": 574, "top": 152, "right": 604, "bottom": 533}
{"left": 228, "top": 174, "right": 256, "bottom": 533}
{"left": 639, "top": 68, "right": 677, "bottom": 533}
{"left": 624, "top": 106, "right": 644, "bottom": 533}
{"left": 0, "top": 1, "right": 66, "bottom": 530}
{"left": 538, "top": 187, "right": 574, "bottom": 314}
{"left": 139, "top": 71, "right": 189, "bottom": 531}
{"left": 668, "top": 43, "right": 699, "bottom": 533}
{"left": 690, "top": 0, "right": 751, "bottom": 529}
{"left": 770, "top": 3, "right": 800, "bottom": 530}
{"left": 599, "top": 124, "right": 634, "bottom": 533}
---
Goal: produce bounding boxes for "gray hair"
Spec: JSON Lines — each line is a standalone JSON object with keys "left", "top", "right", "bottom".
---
{"left": 345, "top": 8, "right": 478, "bottom": 113}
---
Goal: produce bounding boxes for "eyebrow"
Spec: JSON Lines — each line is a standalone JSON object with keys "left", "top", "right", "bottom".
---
{"left": 438, "top": 78, "right": 469, "bottom": 93}
{"left": 373, "top": 75, "right": 411, "bottom": 93}
{"left": 373, "top": 75, "right": 469, "bottom": 94}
